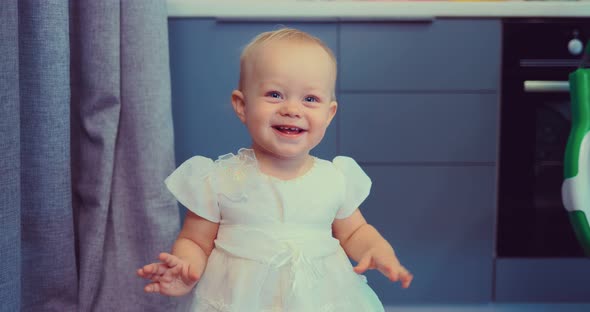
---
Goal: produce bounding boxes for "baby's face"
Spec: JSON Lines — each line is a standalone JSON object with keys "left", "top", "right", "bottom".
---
{"left": 236, "top": 40, "right": 337, "bottom": 161}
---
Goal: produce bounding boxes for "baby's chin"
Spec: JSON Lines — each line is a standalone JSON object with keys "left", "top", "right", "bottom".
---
{"left": 253, "top": 144, "right": 312, "bottom": 160}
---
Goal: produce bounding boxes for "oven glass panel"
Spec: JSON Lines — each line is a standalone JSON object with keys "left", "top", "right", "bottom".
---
{"left": 497, "top": 93, "right": 584, "bottom": 257}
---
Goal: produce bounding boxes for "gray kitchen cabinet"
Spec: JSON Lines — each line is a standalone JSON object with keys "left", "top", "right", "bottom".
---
{"left": 337, "top": 20, "right": 501, "bottom": 304}
{"left": 167, "top": 19, "right": 339, "bottom": 163}
{"left": 361, "top": 165, "right": 496, "bottom": 303}
{"left": 338, "top": 93, "right": 498, "bottom": 163}
{"left": 339, "top": 19, "right": 501, "bottom": 92}
{"left": 495, "top": 258, "right": 590, "bottom": 302}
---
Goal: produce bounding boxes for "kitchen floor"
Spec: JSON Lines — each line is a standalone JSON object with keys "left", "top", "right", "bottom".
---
{"left": 385, "top": 303, "right": 590, "bottom": 312}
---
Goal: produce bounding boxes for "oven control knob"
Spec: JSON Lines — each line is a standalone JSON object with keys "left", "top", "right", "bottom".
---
{"left": 568, "top": 38, "right": 583, "bottom": 55}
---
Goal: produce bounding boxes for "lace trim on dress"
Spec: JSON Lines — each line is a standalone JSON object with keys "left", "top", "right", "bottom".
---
{"left": 212, "top": 148, "right": 261, "bottom": 202}
{"left": 194, "top": 294, "right": 345, "bottom": 312}
{"left": 220, "top": 148, "right": 317, "bottom": 183}
{"left": 219, "top": 148, "right": 318, "bottom": 183}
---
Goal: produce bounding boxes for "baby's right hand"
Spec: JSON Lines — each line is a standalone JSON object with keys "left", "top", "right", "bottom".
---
{"left": 137, "top": 252, "right": 200, "bottom": 297}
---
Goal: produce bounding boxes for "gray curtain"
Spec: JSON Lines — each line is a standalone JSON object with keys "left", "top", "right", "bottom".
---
{"left": 1, "top": 1, "right": 180, "bottom": 311}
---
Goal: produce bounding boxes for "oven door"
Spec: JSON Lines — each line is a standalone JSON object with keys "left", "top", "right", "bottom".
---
{"left": 494, "top": 19, "right": 590, "bottom": 302}
{"left": 497, "top": 67, "right": 585, "bottom": 257}
{"left": 494, "top": 66, "right": 590, "bottom": 302}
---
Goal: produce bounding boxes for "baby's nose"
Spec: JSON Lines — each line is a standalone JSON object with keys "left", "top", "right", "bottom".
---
{"left": 280, "top": 101, "right": 302, "bottom": 118}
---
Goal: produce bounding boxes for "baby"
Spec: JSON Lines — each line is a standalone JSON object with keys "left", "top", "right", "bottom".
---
{"left": 137, "top": 28, "right": 413, "bottom": 312}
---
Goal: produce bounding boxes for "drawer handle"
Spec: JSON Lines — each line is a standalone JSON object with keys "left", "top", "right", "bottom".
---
{"left": 523, "top": 80, "right": 570, "bottom": 93}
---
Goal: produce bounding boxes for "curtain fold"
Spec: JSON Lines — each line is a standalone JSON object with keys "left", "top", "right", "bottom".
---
{"left": 70, "top": 1, "right": 123, "bottom": 308}
{"left": 19, "top": 1, "right": 78, "bottom": 310}
{"left": 1, "top": 1, "right": 180, "bottom": 310}
{"left": 71, "top": 1, "right": 180, "bottom": 310}
{"left": 0, "top": 1, "right": 23, "bottom": 310}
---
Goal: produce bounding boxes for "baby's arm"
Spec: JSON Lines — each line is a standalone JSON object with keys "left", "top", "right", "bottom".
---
{"left": 332, "top": 209, "right": 413, "bottom": 288}
{"left": 171, "top": 211, "right": 218, "bottom": 276}
{"left": 137, "top": 211, "right": 219, "bottom": 296}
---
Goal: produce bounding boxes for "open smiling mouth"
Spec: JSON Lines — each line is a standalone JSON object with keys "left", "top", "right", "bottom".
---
{"left": 272, "top": 126, "right": 306, "bottom": 135}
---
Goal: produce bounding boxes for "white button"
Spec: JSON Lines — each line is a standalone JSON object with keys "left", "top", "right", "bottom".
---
{"left": 568, "top": 38, "right": 583, "bottom": 55}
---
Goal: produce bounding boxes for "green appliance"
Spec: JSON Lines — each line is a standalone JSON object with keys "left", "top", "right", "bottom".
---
{"left": 562, "top": 41, "right": 590, "bottom": 256}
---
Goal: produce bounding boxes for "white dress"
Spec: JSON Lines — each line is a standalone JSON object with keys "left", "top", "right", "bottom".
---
{"left": 165, "top": 148, "right": 384, "bottom": 312}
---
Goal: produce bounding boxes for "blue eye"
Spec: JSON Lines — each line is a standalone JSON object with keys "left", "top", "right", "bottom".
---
{"left": 305, "top": 96, "right": 319, "bottom": 103}
{"left": 266, "top": 91, "right": 282, "bottom": 99}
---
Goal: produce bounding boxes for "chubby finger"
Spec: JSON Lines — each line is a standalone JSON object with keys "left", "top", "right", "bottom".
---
{"left": 150, "top": 274, "right": 161, "bottom": 283}
{"left": 137, "top": 266, "right": 154, "bottom": 279}
{"left": 353, "top": 255, "right": 372, "bottom": 274}
{"left": 138, "top": 264, "right": 154, "bottom": 276}
{"left": 144, "top": 282, "right": 161, "bottom": 293}
{"left": 176, "top": 263, "right": 199, "bottom": 285}
{"left": 184, "top": 263, "right": 200, "bottom": 282}
{"left": 400, "top": 272, "right": 413, "bottom": 288}
{"left": 384, "top": 266, "right": 400, "bottom": 282}
{"left": 142, "top": 263, "right": 158, "bottom": 275}
{"left": 139, "top": 263, "right": 167, "bottom": 278}
{"left": 159, "top": 252, "right": 180, "bottom": 268}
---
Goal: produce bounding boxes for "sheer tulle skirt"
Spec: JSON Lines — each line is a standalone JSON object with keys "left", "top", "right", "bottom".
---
{"left": 177, "top": 248, "right": 384, "bottom": 312}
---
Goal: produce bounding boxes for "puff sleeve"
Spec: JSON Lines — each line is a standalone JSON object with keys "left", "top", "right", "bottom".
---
{"left": 333, "top": 156, "right": 372, "bottom": 219}
{"left": 164, "top": 156, "right": 220, "bottom": 223}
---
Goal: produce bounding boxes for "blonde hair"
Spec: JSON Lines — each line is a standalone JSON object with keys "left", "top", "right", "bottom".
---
{"left": 238, "top": 28, "right": 337, "bottom": 94}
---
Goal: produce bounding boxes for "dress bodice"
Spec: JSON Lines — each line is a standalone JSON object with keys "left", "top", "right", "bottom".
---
{"left": 165, "top": 148, "right": 371, "bottom": 226}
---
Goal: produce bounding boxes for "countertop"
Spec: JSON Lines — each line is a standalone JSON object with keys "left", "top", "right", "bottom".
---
{"left": 167, "top": 0, "right": 590, "bottom": 18}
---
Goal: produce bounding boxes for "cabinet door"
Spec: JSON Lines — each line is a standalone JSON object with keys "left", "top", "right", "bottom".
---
{"left": 361, "top": 165, "right": 496, "bottom": 303}
{"left": 338, "top": 93, "right": 498, "bottom": 163}
{"left": 168, "top": 19, "right": 339, "bottom": 163}
{"left": 339, "top": 20, "right": 501, "bottom": 92}
{"left": 338, "top": 19, "right": 501, "bottom": 304}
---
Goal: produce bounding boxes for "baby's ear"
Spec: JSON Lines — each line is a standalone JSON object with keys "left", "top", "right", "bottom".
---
{"left": 231, "top": 90, "right": 246, "bottom": 123}
{"left": 326, "top": 100, "right": 338, "bottom": 126}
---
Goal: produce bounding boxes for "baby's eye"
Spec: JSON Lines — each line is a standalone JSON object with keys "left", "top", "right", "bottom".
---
{"left": 266, "top": 91, "right": 282, "bottom": 99}
{"left": 304, "top": 96, "right": 319, "bottom": 103}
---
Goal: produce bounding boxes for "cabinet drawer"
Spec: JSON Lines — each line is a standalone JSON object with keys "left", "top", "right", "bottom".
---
{"left": 338, "top": 93, "right": 498, "bottom": 163}
{"left": 362, "top": 165, "right": 496, "bottom": 303}
{"left": 339, "top": 19, "right": 500, "bottom": 91}
{"left": 495, "top": 258, "right": 590, "bottom": 302}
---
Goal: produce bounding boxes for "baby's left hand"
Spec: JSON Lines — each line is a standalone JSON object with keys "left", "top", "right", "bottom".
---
{"left": 353, "top": 246, "right": 413, "bottom": 288}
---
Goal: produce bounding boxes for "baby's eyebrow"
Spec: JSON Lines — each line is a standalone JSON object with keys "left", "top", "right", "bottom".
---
{"left": 259, "top": 79, "right": 284, "bottom": 86}
{"left": 303, "top": 88, "right": 331, "bottom": 97}
{"left": 258, "top": 84, "right": 283, "bottom": 92}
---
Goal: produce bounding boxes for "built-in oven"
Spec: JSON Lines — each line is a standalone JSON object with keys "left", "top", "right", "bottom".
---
{"left": 497, "top": 18, "right": 589, "bottom": 258}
